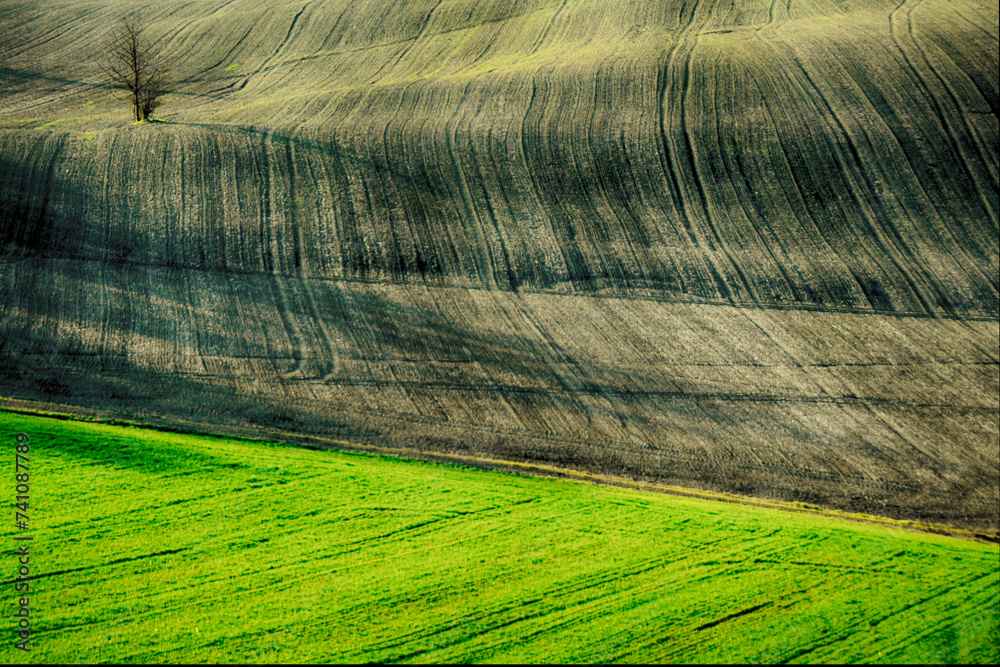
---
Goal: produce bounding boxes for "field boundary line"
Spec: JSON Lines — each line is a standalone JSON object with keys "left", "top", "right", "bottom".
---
{"left": 2, "top": 399, "right": 996, "bottom": 545}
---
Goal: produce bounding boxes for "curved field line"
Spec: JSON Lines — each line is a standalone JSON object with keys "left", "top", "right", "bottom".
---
{"left": 817, "top": 30, "right": 992, "bottom": 291}
{"left": 710, "top": 55, "right": 801, "bottom": 303}
{"left": 777, "top": 44, "right": 938, "bottom": 314}
{"left": 369, "top": 0, "right": 445, "bottom": 82}
{"left": 659, "top": 0, "right": 755, "bottom": 304}
{"left": 527, "top": 0, "right": 570, "bottom": 57}
{"left": 890, "top": 0, "right": 998, "bottom": 228}
{"left": 812, "top": 37, "right": 983, "bottom": 315}
{"left": 229, "top": 0, "right": 317, "bottom": 94}
{"left": 519, "top": 74, "right": 571, "bottom": 284}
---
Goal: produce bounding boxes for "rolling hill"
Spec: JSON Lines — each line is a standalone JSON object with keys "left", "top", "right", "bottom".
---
{"left": 0, "top": 0, "right": 997, "bottom": 530}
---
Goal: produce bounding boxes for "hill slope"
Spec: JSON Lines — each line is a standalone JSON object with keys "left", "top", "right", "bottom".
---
{"left": 2, "top": 0, "right": 997, "bottom": 311}
{"left": 0, "top": 0, "right": 997, "bottom": 529}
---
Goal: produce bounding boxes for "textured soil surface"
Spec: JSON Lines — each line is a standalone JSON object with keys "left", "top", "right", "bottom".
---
{"left": 1, "top": 0, "right": 997, "bottom": 530}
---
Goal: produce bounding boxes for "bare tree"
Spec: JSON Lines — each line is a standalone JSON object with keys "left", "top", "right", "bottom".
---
{"left": 101, "top": 17, "right": 167, "bottom": 122}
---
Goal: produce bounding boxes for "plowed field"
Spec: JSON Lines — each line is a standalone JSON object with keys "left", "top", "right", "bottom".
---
{"left": 0, "top": 0, "right": 997, "bottom": 530}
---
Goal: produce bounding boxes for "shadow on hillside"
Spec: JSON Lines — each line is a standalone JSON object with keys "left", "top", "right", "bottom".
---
{"left": 0, "top": 257, "right": 997, "bottom": 531}
{"left": 3, "top": 101, "right": 997, "bottom": 316}
{"left": 0, "top": 66, "right": 229, "bottom": 102}
{"left": 0, "top": 149, "right": 152, "bottom": 264}
{"left": 0, "top": 66, "right": 115, "bottom": 92}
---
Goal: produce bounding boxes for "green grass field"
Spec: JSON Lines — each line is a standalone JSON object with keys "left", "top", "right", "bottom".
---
{"left": 1, "top": 409, "right": 996, "bottom": 663}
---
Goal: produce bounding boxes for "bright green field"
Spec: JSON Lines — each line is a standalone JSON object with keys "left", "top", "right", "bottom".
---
{"left": 1, "top": 410, "right": 997, "bottom": 664}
